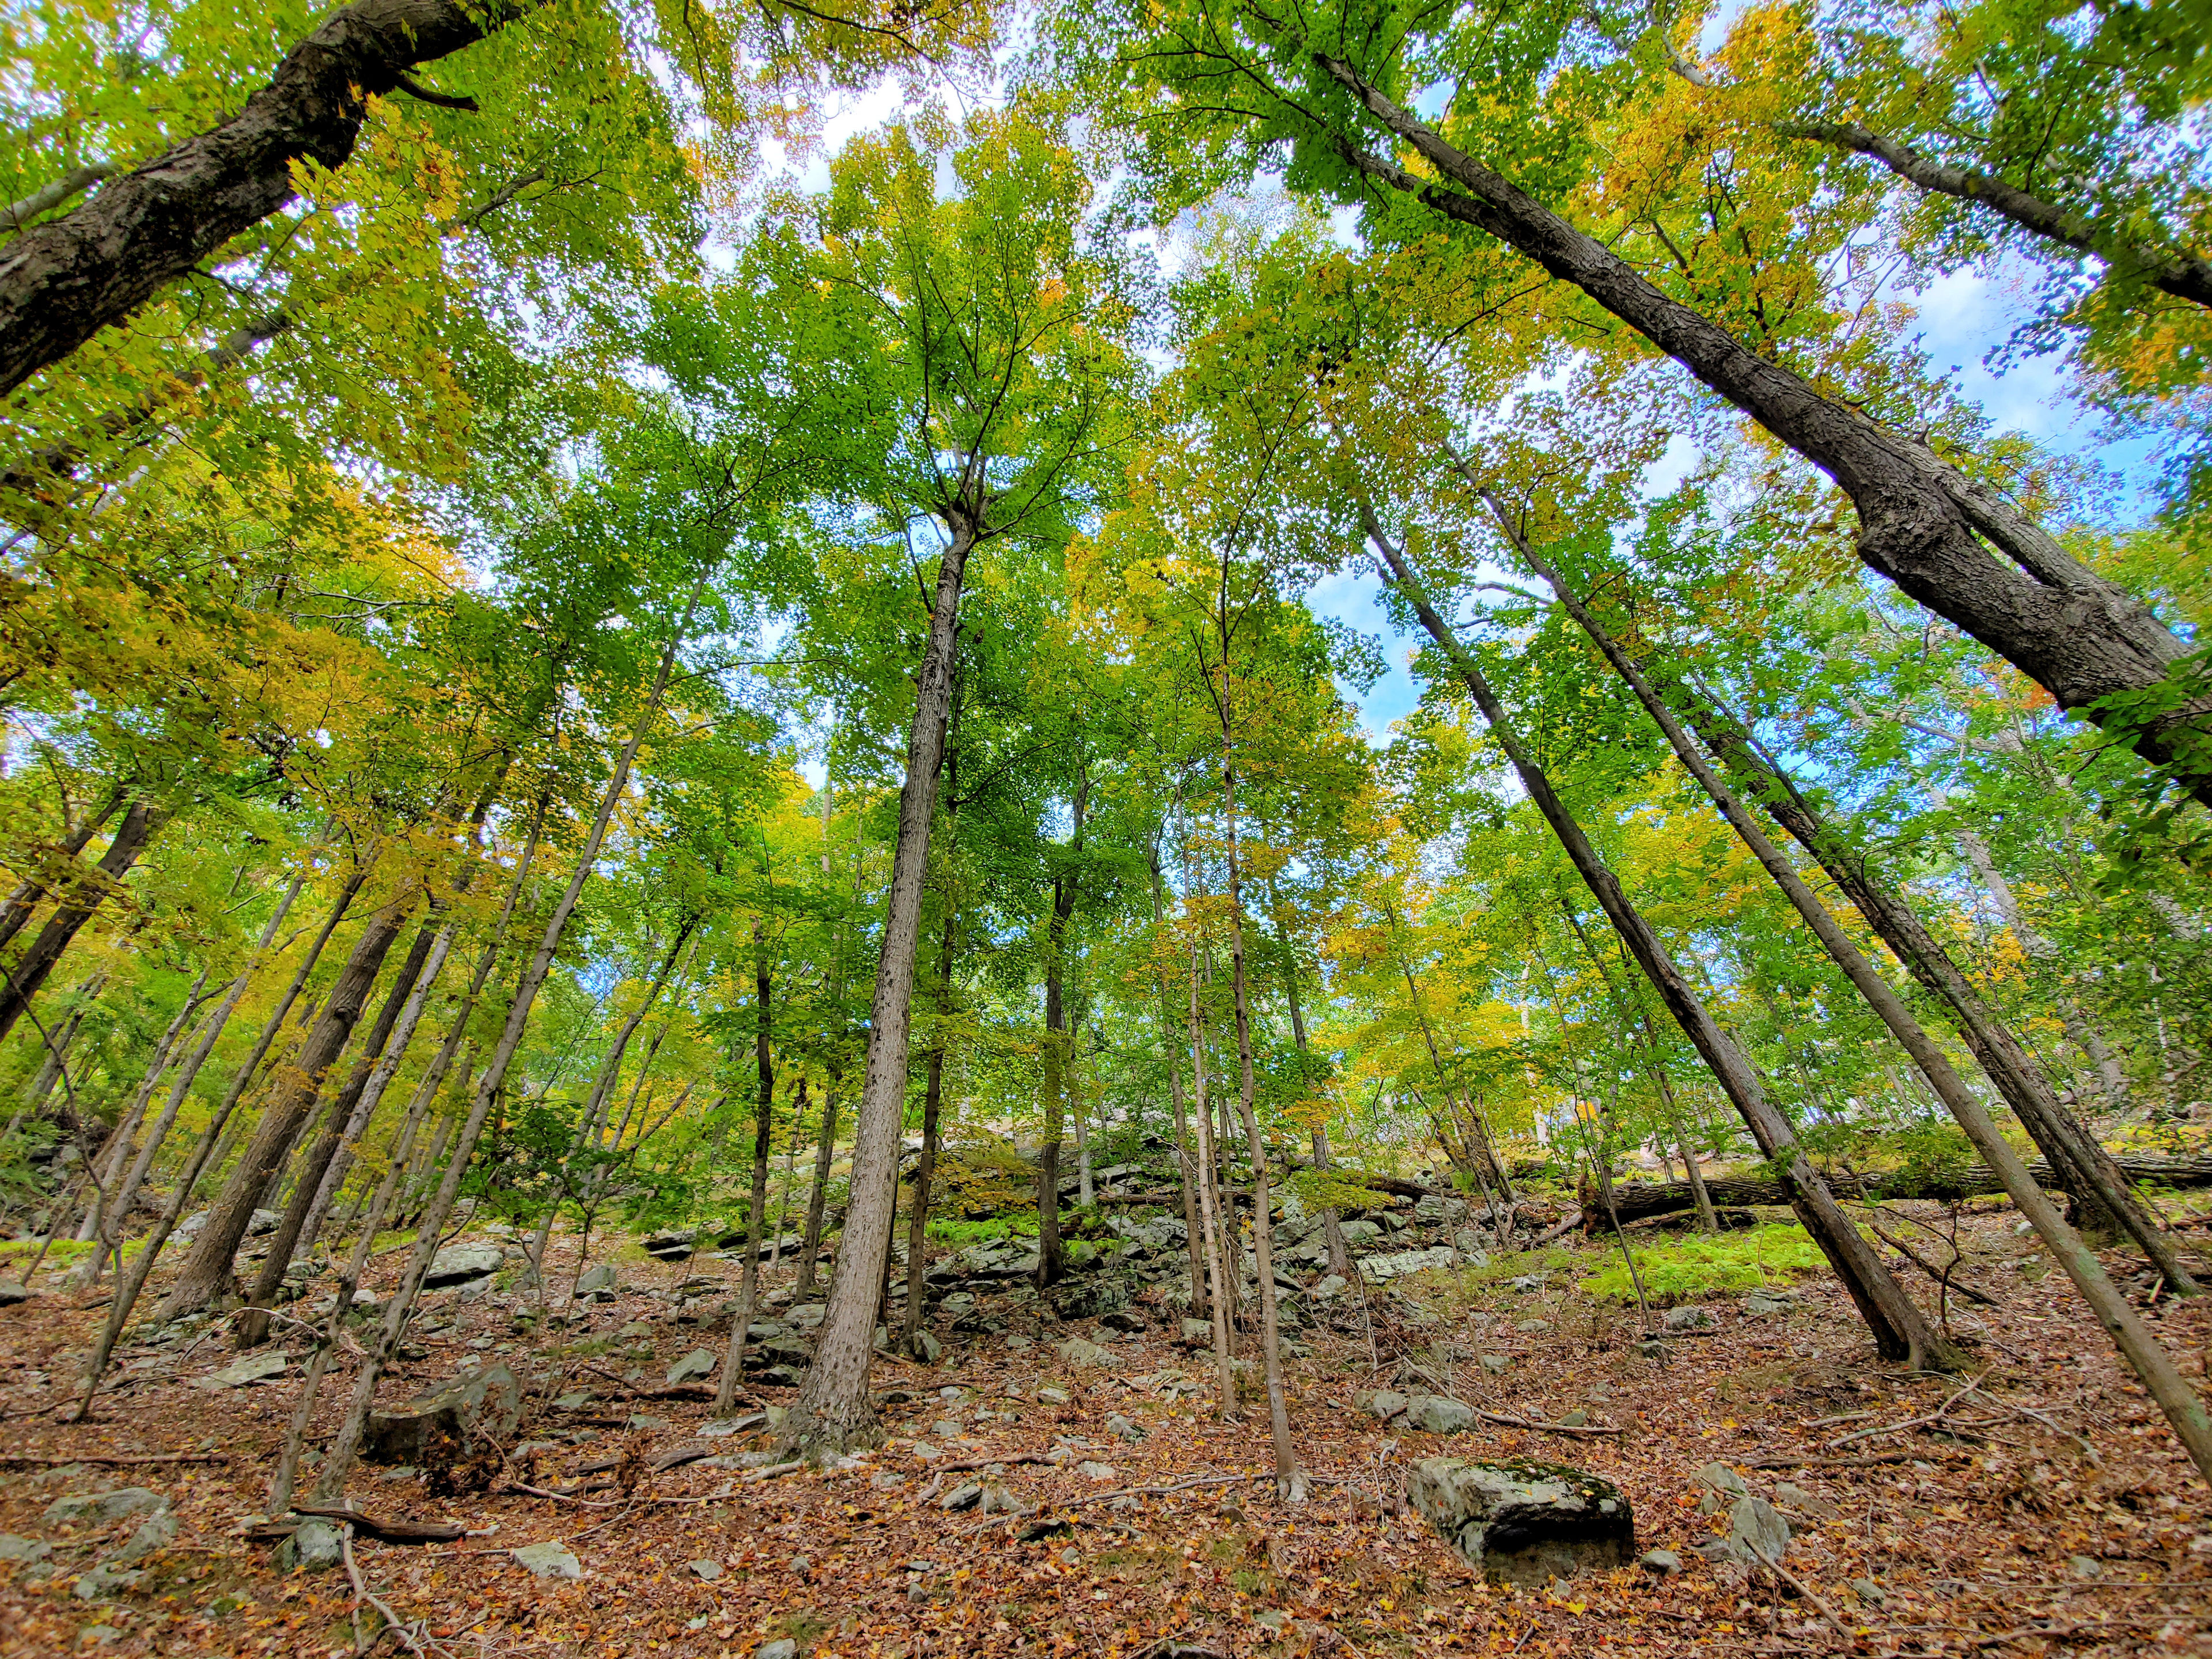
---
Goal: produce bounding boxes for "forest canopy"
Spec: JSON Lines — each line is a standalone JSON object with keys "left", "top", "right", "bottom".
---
{"left": 3, "top": 0, "right": 2212, "bottom": 1647}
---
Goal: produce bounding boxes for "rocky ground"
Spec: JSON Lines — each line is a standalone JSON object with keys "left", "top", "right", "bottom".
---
{"left": 2, "top": 1184, "right": 2210, "bottom": 1658}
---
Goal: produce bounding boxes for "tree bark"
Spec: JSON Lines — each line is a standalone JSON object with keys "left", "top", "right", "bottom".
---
{"left": 1306, "top": 53, "right": 2212, "bottom": 802}
{"left": 1669, "top": 674, "right": 2191, "bottom": 1281}
{"left": 1034, "top": 780, "right": 1085, "bottom": 1289}
{"left": 795, "top": 1070, "right": 840, "bottom": 1301}
{"left": 1185, "top": 925, "right": 1240, "bottom": 1416}
{"left": 1153, "top": 846, "right": 1211, "bottom": 1312}
{"left": 153, "top": 887, "right": 418, "bottom": 1321}
{"left": 0, "top": 784, "right": 124, "bottom": 955}
{"left": 1513, "top": 518, "right": 2212, "bottom": 1471}
{"left": 903, "top": 899, "right": 957, "bottom": 1358}
{"left": 0, "top": 0, "right": 534, "bottom": 397}
{"left": 314, "top": 593, "right": 694, "bottom": 1500}
{"left": 1212, "top": 697, "right": 1304, "bottom": 1499}
{"left": 233, "top": 912, "right": 441, "bottom": 1344}
{"left": 1591, "top": 1152, "right": 2212, "bottom": 1224}
{"left": 778, "top": 502, "right": 973, "bottom": 1460}
{"left": 1777, "top": 119, "right": 2212, "bottom": 310}
{"left": 0, "top": 799, "right": 161, "bottom": 1047}
{"left": 1360, "top": 499, "right": 1956, "bottom": 1368}
{"left": 714, "top": 920, "right": 778, "bottom": 1415}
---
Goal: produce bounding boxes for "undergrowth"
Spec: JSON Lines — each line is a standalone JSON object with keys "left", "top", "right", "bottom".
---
{"left": 1577, "top": 1223, "right": 1827, "bottom": 1303}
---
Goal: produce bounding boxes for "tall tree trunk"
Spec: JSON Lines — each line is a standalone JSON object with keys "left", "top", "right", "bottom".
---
{"left": 0, "top": 0, "right": 535, "bottom": 398}
{"left": 0, "top": 798, "right": 161, "bottom": 1047}
{"left": 88, "top": 872, "right": 310, "bottom": 1278}
{"left": 0, "top": 785, "right": 124, "bottom": 953}
{"left": 267, "top": 808, "right": 541, "bottom": 1505}
{"left": 714, "top": 920, "right": 779, "bottom": 1415}
{"left": 1558, "top": 900, "right": 1719, "bottom": 1234}
{"left": 73, "top": 973, "right": 210, "bottom": 1274}
{"left": 314, "top": 592, "right": 696, "bottom": 1501}
{"left": 1183, "top": 835, "right": 1242, "bottom": 1413}
{"left": 527, "top": 918, "right": 699, "bottom": 1289}
{"left": 1312, "top": 53, "right": 2212, "bottom": 803}
{"left": 1211, "top": 684, "right": 1304, "bottom": 1499}
{"left": 1272, "top": 893, "right": 1353, "bottom": 1279}
{"left": 153, "top": 884, "right": 419, "bottom": 1323}
{"left": 1361, "top": 500, "right": 1956, "bottom": 1369}
{"left": 903, "top": 897, "right": 957, "bottom": 1358}
{"left": 1513, "top": 525, "right": 2212, "bottom": 1474}
{"left": 1152, "top": 846, "right": 1213, "bottom": 1315}
{"left": 778, "top": 501, "right": 974, "bottom": 1460}
{"left": 1677, "top": 679, "right": 2185, "bottom": 1277}
{"left": 795, "top": 1070, "right": 839, "bottom": 1301}
{"left": 236, "top": 907, "right": 453, "bottom": 1347}
{"left": 2, "top": 974, "right": 97, "bottom": 1140}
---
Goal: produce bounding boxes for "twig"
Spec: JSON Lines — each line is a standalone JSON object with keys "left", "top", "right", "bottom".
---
{"left": 0, "top": 1449, "right": 227, "bottom": 1467}
{"left": 1477, "top": 1411, "right": 1627, "bottom": 1438}
{"left": 1746, "top": 1539, "right": 1853, "bottom": 1638}
{"left": 1742, "top": 1452, "right": 1929, "bottom": 1470}
{"left": 1059, "top": 1471, "right": 1259, "bottom": 1508}
{"left": 1830, "top": 1374, "right": 1984, "bottom": 1446}
{"left": 342, "top": 1522, "right": 448, "bottom": 1659}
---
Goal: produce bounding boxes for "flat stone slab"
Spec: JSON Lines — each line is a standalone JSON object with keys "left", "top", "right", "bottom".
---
{"left": 425, "top": 1243, "right": 504, "bottom": 1289}
{"left": 196, "top": 1350, "right": 288, "bottom": 1389}
{"left": 512, "top": 1541, "right": 582, "bottom": 1579}
{"left": 1408, "top": 1458, "right": 1634, "bottom": 1587}
{"left": 666, "top": 1348, "right": 717, "bottom": 1385}
{"left": 44, "top": 1489, "right": 169, "bottom": 1527}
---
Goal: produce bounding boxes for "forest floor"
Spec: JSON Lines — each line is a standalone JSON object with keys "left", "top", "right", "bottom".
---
{"left": 2, "top": 1204, "right": 2210, "bottom": 1659}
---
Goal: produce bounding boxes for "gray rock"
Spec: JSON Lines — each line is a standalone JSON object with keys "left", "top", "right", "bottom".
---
{"left": 512, "top": 1541, "right": 583, "bottom": 1579}
{"left": 424, "top": 1243, "right": 504, "bottom": 1289}
{"left": 275, "top": 1518, "right": 344, "bottom": 1573}
{"left": 363, "top": 1361, "right": 521, "bottom": 1464}
{"left": 1408, "top": 1458, "right": 1635, "bottom": 1586}
{"left": 1479, "top": 1353, "right": 1510, "bottom": 1374}
{"left": 2069, "top": 1554, "right": 2103, "bottom": 1580}
{"left": 941, "top": 1482, "right": 985, "bottom": 1512}
{"left": 196, "top": 1349, "right": 289, "bottom": 1389}
{"left": 1338, "top": 1219, "right": 1383, "bottom": 1245}
{"left": 1744, "top": 1289, "right": 1797, "bottom": 1317}
{"left": 0, "top": 1280, "right": 29, "bottom": 1306}
{"left": 689, "top": 1558, "right": 724, "bottom": 1581}
{"left": 575, "top": 1264, "right": 618, "bottom": 1296}
{"left": 1359, "top": 1246, "right": 1453, "bottom": 1282}
{"left": 112, "top": 1510, "right": 177, "bottom": 1563}
{"left": 1037, "top": 1387, "right": 1071, "bottom": 1405}
{"left": 912, "top": 1329, "right": 943, "bottom": 1364}
{"left": 73, "top": 1562, "right": 143, "bottom": 1600}
{"left": 1639, "top": 1549, "right": 1683, "bottom": 1575}
{"left": 1403, "top": 1395, "right": 1478, "bottom": 1434}
{"left": 1106, "top": 1412, "right": 1144, "bottom": 1441}
{"left": 1515, "top": 1319, "right": 1550, "bottom": 1334}
{"left": 1725, "top": 1495, "right": 1790, "bottom": 1566}
{"left": 666, "top": 1348, "right": 717, "bottom": 1385}
{"left": 1076, "top": 1461, "right": 1117, "bottom": 1480}
{"left": 1310, "top": 1274, "right": 1348, "bottom": 1301}
{"left": 44, "top": 1488, "right": 169, "bottom": 1527}
{"left": 0, "top": 1535, "right": 52, "bottom": 1563}
{"left": 1056, "top": 1336, "right": 1115, "bottom": 1368}
{"left": 1663, "top": 1305, "right": 1713, "bottom": 1334}
{"left": 1692, "top": 1461, "right": 1750, "bottom": 1514}
{"left": 1774, "top": 1482, "right": 1840, "bottom": 1520}
{"left": 1356, "top": 1389, "right": 1410, "bottom": 1422}
{"left": 1851, "top": 1577, "right": 1887, "bottom": 1605}
{"left": 757, "top": 1642, "right": 798, "bottom": 1659}
{"left": 1181, "top": 1317, "right": 1213, "bottom": 1341}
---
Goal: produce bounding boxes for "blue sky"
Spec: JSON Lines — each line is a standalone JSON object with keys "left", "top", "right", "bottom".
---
{"left": 1313, "top": 260, "right": 2149, "bottom": 746}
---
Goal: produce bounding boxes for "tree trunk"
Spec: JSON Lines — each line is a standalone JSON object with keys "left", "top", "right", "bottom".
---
{"left": 0, "top": 799, "right": 161, "bottom": 1047}
{"left": 1310, "top": 54, "right": 2212, "bottom": 803}
{"left": 1516, "top": 522, "right": 2212, "bottom": 1474}
{"left": 714, "top": 920, "right": 778, "bottom": 1415}
{"left": 1213, "top": 704, "right": 1304, "bottom": 1499}
{"left": 1670, "top": 675, "right": 2191, "bottom": 1280}
{"left": 73, "top": 972, "right": 209, "bottom": 1275}
{"left": 795, "top": 1071, "right": 840, "bottom": 1301}
{"left": 0, "top": 0, "right": 533, "bottom": 397}
{"left": 1152, "top": 847, "right": 1212, "bottom": 1313}
{"left": 154, "top": 887, "right": 418, "bottom": 1322}
{"left": 1182, "top": 835, "right": 1242, "bottom": 1413}
{"left": 1361, "top": 501, "right": 1956, "bottom": 1368}
{"left": 903, "top": 900, "right": 957, "bottom": 1358}
{"left": 313, "top": 596, "right": 692, "bottom": 1501}
{"left": 1589, "top": 1153, "right": 2212, "bottom": 1224}
{"left": 778, "top": 502, "right": 973, "bottom": 1461}
{"left": 0, "top": 785, "right": 123, "bottom": 954}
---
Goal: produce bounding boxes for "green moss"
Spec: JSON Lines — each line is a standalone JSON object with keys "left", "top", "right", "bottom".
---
{"left": 1576, "top": 1223, "right": 1828, "bottom": 1303}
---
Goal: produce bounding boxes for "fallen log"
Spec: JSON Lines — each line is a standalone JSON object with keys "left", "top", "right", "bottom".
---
{"left": 290, "top": 1503, "right": 466, "bottom": 1544}
{"left": 1581, "top": 1155, "right": 2212, "bottom": 1229}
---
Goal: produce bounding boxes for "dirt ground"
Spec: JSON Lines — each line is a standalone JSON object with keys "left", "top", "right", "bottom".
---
{"left": 3, "top": 1207, "right": 2209, "bottom": 1658}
